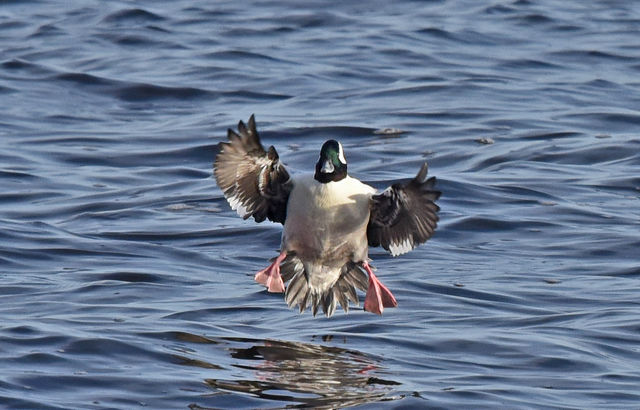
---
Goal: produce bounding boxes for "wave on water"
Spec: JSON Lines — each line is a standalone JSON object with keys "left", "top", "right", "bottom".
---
{"left": 1, "top": 0, "right": 640, "bottom": 408}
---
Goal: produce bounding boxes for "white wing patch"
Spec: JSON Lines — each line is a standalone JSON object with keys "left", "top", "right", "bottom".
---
{"left": 228, "top": 192, "right": 250, "bottom": 218}
{"left": 257, "top": 165, "right": 267, "bottom": 194}
{"left": 388, "top": 237, "right": 414, "bottom": 257}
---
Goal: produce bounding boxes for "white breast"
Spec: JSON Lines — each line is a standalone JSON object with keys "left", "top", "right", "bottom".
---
{"left": 282, "top": 174, "right": 376, "bottom": 262}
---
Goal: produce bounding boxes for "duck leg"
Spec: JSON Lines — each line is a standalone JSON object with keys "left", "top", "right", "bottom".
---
{"left": 254, "top": 251, "right": 287, "bottom": 293}
{"left": 362, "top": 261, "right": 398, "bottom": 315}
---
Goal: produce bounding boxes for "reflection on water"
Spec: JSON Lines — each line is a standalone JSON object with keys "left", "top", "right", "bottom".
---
{"left": 175, "top": 334, "right": 400, "bottom": 408}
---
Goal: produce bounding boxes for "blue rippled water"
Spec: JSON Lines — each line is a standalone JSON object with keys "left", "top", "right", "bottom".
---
{"left": 1, "top": 1, "right": 639, "bottom": 408}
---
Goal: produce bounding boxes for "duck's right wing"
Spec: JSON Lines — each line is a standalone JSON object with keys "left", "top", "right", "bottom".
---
{"left": 213, "top": 115, "right": 292, "bottom": 224}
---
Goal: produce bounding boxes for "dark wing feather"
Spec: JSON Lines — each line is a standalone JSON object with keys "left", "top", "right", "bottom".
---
{"left": 367, "top": 162, "right": 441, "bottom": 256}
{"left": 213, "top": 115, "right": 292, "bottom": 224}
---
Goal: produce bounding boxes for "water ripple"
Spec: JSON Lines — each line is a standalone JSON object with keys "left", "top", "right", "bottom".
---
{"left": 1, "top": 0, "right": 640, "bottom": 408}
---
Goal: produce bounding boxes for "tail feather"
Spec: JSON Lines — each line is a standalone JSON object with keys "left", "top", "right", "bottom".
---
{"left": 280, "top": 255, "right": 302, "bottom": 283}
{"left": 343, "top": 264, "right": 369, "bottom": 291}
{"left": 343, "top": 282, "right": 359, "bottom": 307}
{"left": 334, "top": 285, "right": 349, "bottom": 313}
{"left": 322, "top": 290, "right": 337, "bottom": 318}
{"left": 299, "top": 292, "right": 310, "bottom": 313}
{"left": 281, "top": 255, "right": 369, "bottom": 317}
{"left": 283, "top": 269, "right": 306, "bottom": 306}
{"left": 311, "top": 294, "right": 320, "bottom": 317}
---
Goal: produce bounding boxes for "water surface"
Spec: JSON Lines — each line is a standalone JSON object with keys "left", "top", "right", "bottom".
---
{"left": 1, "top": 1, "right": 639, "bottom": 408}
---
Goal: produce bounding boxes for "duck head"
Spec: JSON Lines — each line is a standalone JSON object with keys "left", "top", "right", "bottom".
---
{"left": 314, "top": 139, "right": 347, "bottom": 183}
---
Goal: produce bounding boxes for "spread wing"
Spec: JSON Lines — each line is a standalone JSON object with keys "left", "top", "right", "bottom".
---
{"left": 367, "top": 163, "right": 441, "bottom": 256}
{"left": 213, "top": 115, "right": 292, "bottom": 224}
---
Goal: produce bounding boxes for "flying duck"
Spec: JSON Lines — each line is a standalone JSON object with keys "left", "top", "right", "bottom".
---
{"left": 214, "top": 115, "right": 441, "bottom": 317}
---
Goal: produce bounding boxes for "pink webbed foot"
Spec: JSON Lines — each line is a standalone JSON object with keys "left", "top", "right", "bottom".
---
{"left": 254, "top": 251, "right": 287, "bottom": 293}
{"left": 362, "top": 261, "right": 398, "bottom": 315}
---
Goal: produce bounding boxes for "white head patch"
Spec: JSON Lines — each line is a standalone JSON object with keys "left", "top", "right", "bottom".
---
{"left": 337, "top": 142, "right": 346, "bottom": 164}
{"left": 321, "top": 159, "right": 335, "bottom": 173}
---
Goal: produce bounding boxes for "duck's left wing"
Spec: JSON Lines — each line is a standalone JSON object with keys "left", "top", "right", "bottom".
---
{"left": 367, "top": 163, "right": 441, "bottom": 256}
{"left": 214, "top": 115, "right": 292, "bottom": 224}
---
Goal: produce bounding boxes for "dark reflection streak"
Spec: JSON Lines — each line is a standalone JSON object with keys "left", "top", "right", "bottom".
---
{"left": 206, "top": 378, "right": 389, "bottom": 408}
{"left": 172, "top": 354, "right": 222, "bottom": 370}
{"left": 171, "top": 335, "right": 400, "bottom": 408}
